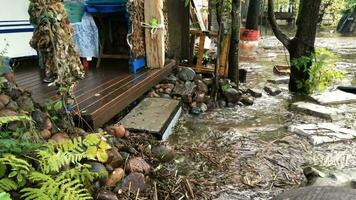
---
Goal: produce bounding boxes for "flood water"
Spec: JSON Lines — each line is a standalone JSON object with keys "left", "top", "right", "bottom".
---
{"left": 169, "top": 34, "right": 356, "bottom": 199}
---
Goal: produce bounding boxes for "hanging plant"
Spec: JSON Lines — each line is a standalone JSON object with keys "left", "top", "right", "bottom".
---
{"left": 28, "top": 0, "right": 84, "bottom": 109}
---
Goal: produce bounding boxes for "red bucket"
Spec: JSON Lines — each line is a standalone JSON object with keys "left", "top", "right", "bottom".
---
{"left": 240, "top": 28, "right": 260, "bottom": 41}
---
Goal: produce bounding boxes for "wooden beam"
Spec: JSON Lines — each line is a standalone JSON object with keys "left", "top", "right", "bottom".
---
{"left": 145, "top": 0, "right": 165, "bottom": 69}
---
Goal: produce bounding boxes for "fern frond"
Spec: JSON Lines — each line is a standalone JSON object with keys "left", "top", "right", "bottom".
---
{"left": 37, "top": 146, "right": 85, "bottom": 174}
{"left": 0, "top": 178, "right": 18, "bottom": 192}
{"left": 0, "top": 154, "right": 32, "bottom": 172}
{"left": 21, "top": 188, "right": 51, "bottom": 200}
{"left": 0, "top": 115, "right": 32, "bottom": 125}
{"left": 23, "top": 170, "right": 93, "bottom": 200}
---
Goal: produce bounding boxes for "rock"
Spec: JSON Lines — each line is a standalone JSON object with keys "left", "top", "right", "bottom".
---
{"left": 246, "top": 88, "right": 262, "bottom": 98}
{"left": 161, "top": 83, "right": 175, "bottom": 90}
{"left": 194, "top": 73, "right": 203, "bottom": 81}
{"left": 8, "top": 88, "right": 22, "bottom": 99}
{"left": 203, "top": 78, "right": 213, "bottom": 86}
{"left": 0, "top": 109, "right": 17, "bottom": 117}
{"left": 7, "top": 121, "right": 22, "bottom": 131}
{"left": 227, "top": 102, "right": 236, "bottom": 107}
{"left": 50, "top": 133, "right": 70, "bottom": 143}
{"left": 148, "top": 91, "right": 160, "bottom": 98}
{"left": 195, "top": 92, "right": 205, "bottom": 103}
{"left": 267, "top": 77, "right": 290, "bottom": 84}
{"left": 152, "top": 144, "right": 176, "bottom": 162}
{"left": 311, "top": 90, "right": 356, "bottom": 105}
{"left": 106, "top": 168, "right": 124, "bottom": 187}
{"left": 240, "top": 95, "right": 254, "bottom": 106}
{"left": 162, "top": 74, "right": 177, "bottom": 84}
{"left": 31, "top": 110, "right": 48, "bottom": 129}
{"left": 122, "top": 172, "right": 146, "bottom": 194}
{"left": 178, "top": 67, "right": 196, "bottom": 81}
{"left": 0, "top": 95, "right": 10, "bottom": 106}
{"left": 6, "top": 101, "right": 18, "bottom": 111}
{"left": 224, "top": 88, "right": 242, "bottom": 103}
{"left": 16, "top": 95, "right": 34, "bottom": 112}
{"left": 106, "top": 148, "right": 125, "bottom": 169}
{"left": 40, "top": 129, "right": 52, "bottom": 140}
{"left": 291, "top": 101, "right": 344, "bottom": 120}
{"left": 191, "top": 107, "right": 202, "bottom": 115}
{"left": 195, "top": 80, "right": 208, "bottom": 93}
{"left": 218, "top": 100, "right": 227, "bottom": 108}
{"left": 87, "top": 162, "right": 108, "bottom": 180}
{"left": 264, "top": 85, "right": 282, "bottom": 96}
{"left": 289, "top": 123, "right": 356, "bottom": 145}
{"left": 159, "top": 93, "right": 171, "bottom": 99}
{"left": 124, "top": 130, "right": 130, "bottom": 138}
{"left": 111, "top": 125, "right": 126, "bottom": 138}
{"left": 172, "top": 81, "right": 196, "bottom": 98}
{"left": 120, "top": 152, "right": 130, "bottom": 160}
{"left": 44, "top": 118, "right": 52, "bottom": 130}
{"left": 164, "top": 88, "right": 172, "bottom": 94}
{"left": 200, "top": 103, "right": 208, "bottom": 112}
{"left": 272, "top": 186, "right": 356, "bottom": 200}
{"left": 0, "top": 102, "right": 4, "bottom": 110}
{"left": 96, "top": 190, "right": 119, "bottom": 200}
{"left": 126, "top": 157, "right": 150, "bottom": 174}
{"left": 72, "top": 127, "right": 87, "bottom": 137}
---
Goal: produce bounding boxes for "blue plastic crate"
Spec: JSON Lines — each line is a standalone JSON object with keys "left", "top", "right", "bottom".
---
{"left": 129, "top": 57, "right": 146, "bottom": 74}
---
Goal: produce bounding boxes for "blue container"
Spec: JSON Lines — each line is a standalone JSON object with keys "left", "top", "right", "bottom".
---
{"left": 64, "top": 2, "right": 85, "bottom": 23}
{"left": 85, "top": 4, "right": 126, "bottom": 13}
{"left": 85, "top": 0, "right": 127, "bottom": 5}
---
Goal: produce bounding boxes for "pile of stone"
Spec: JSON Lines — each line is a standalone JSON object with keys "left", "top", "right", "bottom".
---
{"left": 95, "top": 124, "right": 176, "bottom": 200}
{"left": 148, "top": 67, "right": 263, "bottom": 115}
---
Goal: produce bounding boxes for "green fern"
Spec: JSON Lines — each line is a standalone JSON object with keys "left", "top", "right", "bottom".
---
{"left": 0, "top": 154, "right": 32, "bottom": 191}
{"left": 0, "top": 139, "right": 42, "bottom": 155}
{"left": 38, "top": 134, "right": 110, "bottom": 173}
{"left": 21, "top": 171, "right": 93, "bottom": 200}
{"left": 0, "top": 178, "right": 18, "bottom": 192}
{"left": 37, "top": 143, "right": 86, "bottom": 174}
{"left": 0, "top": 192, "right": 12, "bottom": 200}
{"left": 0, "top": 116, "right": 32, "bottom": 126}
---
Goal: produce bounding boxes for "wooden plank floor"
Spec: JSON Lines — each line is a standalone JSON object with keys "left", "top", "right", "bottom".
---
{"left": 14, "top": 59, "right": 176, "bottom": 128}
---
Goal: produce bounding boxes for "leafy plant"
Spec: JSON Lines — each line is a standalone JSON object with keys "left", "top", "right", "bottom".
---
{"left": 0, "top": 154, "right": 32, "bottom": 192}
{"left": 0, "top": 192, "right": 12, "bottom": 200}
{"left": 37, "top": 134, "right": 110, "bottom": 174}
{"left": 0, "top": 139, "right": 41, "bottom": 156}
{"left": 21, "top": 170, "right": 93, "bottom": 200}
{"left": 293, "top": 48, "right": 344, "bottom": 94}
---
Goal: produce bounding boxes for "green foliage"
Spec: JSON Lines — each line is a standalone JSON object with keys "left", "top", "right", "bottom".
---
{"left": 21, "top": 170, "right": 93, "bottom": 200}
{"left": 0, "top": 154, "right": 32, "bottom": 192}
{"left": 0, "top": 192, "right": 12, "bottom": 200}
{"left": 0, "top": 139, "right": 41, "bottom": 155}
{"left": 293, "top": 48, "right": 344, "bottom": 94}
{"left": 37, "top": 134, "right": 110, "bottom": 174}
{"left": 344, "top": 0, "right": 356, "bottom": 12}
{"left": 0, "top": 116, "right": 32, "bottom": 126}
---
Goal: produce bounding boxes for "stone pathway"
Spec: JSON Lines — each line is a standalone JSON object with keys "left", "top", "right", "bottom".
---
{"left": 291, "top": 101, "right": 345, "bottom": 120}
{"left": 289, "top": 123, "right": 356, "bottom": 145}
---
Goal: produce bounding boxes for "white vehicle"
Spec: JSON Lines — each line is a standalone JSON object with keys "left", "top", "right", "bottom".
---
{"left": 0, "top": 0, "right": 37, "bottom": 58}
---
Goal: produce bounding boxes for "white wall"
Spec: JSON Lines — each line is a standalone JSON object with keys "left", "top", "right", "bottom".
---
{"left": 0, "top": 0, "right": 37, "bottom": 58}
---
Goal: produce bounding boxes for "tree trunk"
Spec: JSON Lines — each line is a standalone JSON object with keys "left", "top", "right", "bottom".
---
{"left": 216, "top": 1, "right": 221, "bottom": 26}
{"left": 228, "top": 0, "right": 241, "bottom": 84}
{"left": 246, "top": 0, "right": 261, "bottom": 30}
{"left": 213, "top": 0, "right": 224, "bottom": 101}
{"left": 268, "top": 0, "right": 322, "bottom": 93}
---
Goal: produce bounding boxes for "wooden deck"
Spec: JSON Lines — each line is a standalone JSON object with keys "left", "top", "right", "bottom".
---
{"left": 14, "top": 59, "right": 176, "bottom": 128}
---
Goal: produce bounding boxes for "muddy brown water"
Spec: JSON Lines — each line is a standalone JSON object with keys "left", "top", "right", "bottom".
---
{"left": 169, "top": 35, "right": 356, "bottom": 200}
